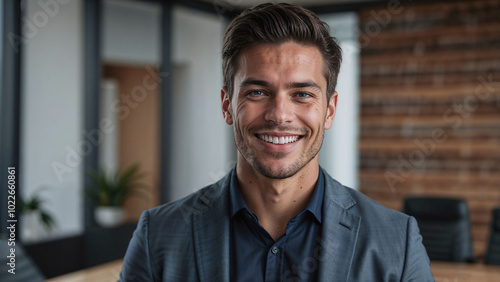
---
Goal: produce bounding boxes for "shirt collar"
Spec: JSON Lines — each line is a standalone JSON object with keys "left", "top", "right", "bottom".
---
{"left": 229, "top": 167, "right": 248, "bottom": 218}
{"left": 228, "top": 166, "right": 324, "bottom": 223}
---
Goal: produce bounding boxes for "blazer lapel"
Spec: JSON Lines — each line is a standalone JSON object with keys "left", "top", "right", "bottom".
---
{"left": 192, "top": 173, "right": 231, "bottom": 282}
{"left": 318, "top": 171, "right": 361, "bottom": 281}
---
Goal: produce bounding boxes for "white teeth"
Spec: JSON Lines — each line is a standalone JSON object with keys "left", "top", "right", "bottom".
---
{"left": 258, "top": 134, "right": 299, "bottom": 145}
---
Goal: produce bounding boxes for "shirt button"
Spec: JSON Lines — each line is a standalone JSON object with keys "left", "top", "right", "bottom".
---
{"left": 271, "top": 247, "right": 278, "bottom": 254}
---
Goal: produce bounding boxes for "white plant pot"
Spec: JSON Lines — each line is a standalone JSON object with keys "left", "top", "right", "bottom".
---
{"left": 21, "top": 210, "right": 43, "bottom": 242}
{"left": 95, "top": 206, "right": 124, "bottom": 228}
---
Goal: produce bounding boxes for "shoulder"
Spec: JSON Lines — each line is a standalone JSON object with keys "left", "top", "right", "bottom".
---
{"left": 323, "top": 171, "right": 416, "bottom": 256}
{"left": 143, "top": 173, "right": 230, "bottom": 233}
{"left": 346, "top": 187, "right": 410, "bottom": 226}
{"left": 121, "top": 176, "right": 231, "bottom": 281}
{"left": 344, "top": 187, "right": 418, "bottom": 246}
{"left": 323, "top": 171, "right": 410, "bottom": 228}
{"left": 322, "top": 173, "right": 432, "bottom": 278}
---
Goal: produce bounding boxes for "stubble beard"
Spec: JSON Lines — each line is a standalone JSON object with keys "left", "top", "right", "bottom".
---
{"left": 233, "top": 124, "right": 324, "bottom": 179}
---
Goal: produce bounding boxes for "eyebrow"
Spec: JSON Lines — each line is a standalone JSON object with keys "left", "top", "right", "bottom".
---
{"left": 240, "top": 79, "right": 323, "bottom": 92}
{"left": 239, "top": 79, "right": 271, "bottom": 88}
{"left": 286, "top": 81, "right": 323, "bottom": 92}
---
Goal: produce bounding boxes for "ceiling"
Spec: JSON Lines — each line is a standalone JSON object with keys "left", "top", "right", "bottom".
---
{"left": 199, "top": 0, "right": 378, "bottom": 9}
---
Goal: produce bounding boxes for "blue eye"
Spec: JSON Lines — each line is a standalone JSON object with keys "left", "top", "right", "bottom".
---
{"left": 296, "top": 92, "right": 311, "bottom": 98}
{"left": 249, "top": 90, "right": 264, "bottom": 96}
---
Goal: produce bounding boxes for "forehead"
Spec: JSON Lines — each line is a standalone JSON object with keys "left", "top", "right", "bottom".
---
{"left": 236, "top": 42, "right": 325, "bottom": 77}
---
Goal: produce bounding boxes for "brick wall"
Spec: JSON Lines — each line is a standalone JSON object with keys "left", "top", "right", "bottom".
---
{"left": 358, "top": 0, "right": 500, "bottom": 259}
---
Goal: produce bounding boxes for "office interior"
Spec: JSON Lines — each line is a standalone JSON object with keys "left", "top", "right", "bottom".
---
{"left": 1, "top": 0, "right": 499, "bottom": 280}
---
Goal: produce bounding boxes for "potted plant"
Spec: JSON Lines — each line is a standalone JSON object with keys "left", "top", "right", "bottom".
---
{"left": 18, "top": 189, "right": 56, "bottom": 242}
{"left": 87, "top": 163, "right": 148, "bottom": 227}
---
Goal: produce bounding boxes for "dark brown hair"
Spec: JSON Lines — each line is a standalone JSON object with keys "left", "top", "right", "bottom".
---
{"left": 222, "top": 3, "right": 342, "bottom": 100}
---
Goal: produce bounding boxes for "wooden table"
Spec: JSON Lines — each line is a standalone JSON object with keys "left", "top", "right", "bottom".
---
{"left": 46, "top": 259, "right": 500, "bottom": 281}
{"left": 46, "top": 259, "right": 123, "bottom": 282}
{"left": 431, "top": 261, "right": 500, "bottom": 282}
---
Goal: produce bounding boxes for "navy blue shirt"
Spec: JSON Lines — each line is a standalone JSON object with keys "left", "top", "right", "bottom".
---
{"left": 229, "top": 168, "right": 325, "bottom": 282}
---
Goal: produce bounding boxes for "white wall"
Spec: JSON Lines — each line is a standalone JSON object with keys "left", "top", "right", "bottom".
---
{"left": 21, "top": 0, "right": 83, "bottom": 240}
{"left": 99, "top": 80, "right": 119, "bottom": 173}
{"left": 102, "top": 0, "right": 160, "bottom": 65}
{"left": 102, "top": 2, "right": 234, "bottom": 201}
{"left": 170, "top": 6, "right": 234, "bottom": 200}
{"left": 319, "top": 12, "right": 360, "bottom": 189}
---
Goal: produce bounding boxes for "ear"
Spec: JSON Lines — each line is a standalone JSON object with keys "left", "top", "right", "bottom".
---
{"left": 324, "top": 91, "right": 338, "bottom": 130}
{"left": 221, "top": 87, "right": 233, "bottom": 125}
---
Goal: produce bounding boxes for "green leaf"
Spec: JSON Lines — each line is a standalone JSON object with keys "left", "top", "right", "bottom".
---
{"left": 18, "top": 188, "right": 56, "bottom": 231}
{"left": 40, "top": 211, "right": 55, "bottom": 230}
{"left": 86, "top": 163, "right": 149, "bottom": 207}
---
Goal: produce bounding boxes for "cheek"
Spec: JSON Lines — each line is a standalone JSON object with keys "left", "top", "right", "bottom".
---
{"left": 236, "top": 103, "right": 260, "bottom": 125}
{"left": 233, "top": 107, "right": 251, "bottom": 133}
{"left": 299, "top": 105, "right": 326, "bottom": 133}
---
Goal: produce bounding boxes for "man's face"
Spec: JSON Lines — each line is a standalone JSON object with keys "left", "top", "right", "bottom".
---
{"left": 221, "top": 41, "right": 337, "bottom": 179}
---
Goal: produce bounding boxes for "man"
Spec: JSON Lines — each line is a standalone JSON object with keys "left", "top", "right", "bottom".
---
{"left": 120, "top": 3, "right": 434, "bottom": 281}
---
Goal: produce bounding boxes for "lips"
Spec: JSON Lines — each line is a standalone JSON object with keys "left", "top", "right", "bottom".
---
{"left": 256, "top": 134, "right": 301, "bottom": 145}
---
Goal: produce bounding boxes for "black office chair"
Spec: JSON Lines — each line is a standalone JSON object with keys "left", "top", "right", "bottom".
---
{"left": 485, "top": 208, "right": 500, "bottom": 265}
{"left": 402, "top": 197, "right": 474, "bottom": 262}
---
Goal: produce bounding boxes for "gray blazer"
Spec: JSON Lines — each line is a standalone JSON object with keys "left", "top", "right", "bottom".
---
{"left": 119, "top": 168, "right": 434, "bottom": 281}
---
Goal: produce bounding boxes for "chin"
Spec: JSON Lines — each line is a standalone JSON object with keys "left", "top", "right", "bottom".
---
{"left": 253, "top": 160, "right": 303, "bottom": 179}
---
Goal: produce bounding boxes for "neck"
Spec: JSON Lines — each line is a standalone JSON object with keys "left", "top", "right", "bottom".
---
{"left": 236, "top": 156, "right": 320, "bottom": 240}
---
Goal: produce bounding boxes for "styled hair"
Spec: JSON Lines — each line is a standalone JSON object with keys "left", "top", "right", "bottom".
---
{"left": 222, "top": 3, "right": 342, "bottom": 100}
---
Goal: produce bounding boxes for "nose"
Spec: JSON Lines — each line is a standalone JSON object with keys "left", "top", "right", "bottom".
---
{"left": 264, "top": 93, "right": 293, "bottom": 125}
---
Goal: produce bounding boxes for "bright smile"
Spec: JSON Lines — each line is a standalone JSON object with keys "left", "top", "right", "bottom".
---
{"left": 256, "top": 134, "right": 302, "bottom": 145}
